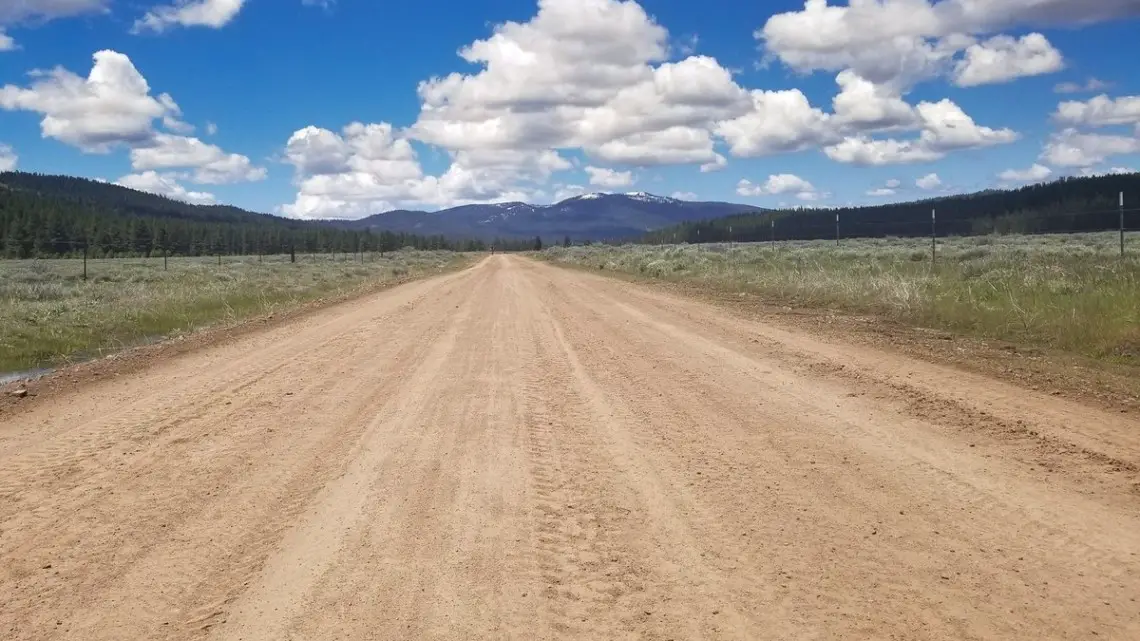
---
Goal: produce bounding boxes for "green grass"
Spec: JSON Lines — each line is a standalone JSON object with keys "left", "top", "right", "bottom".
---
{"left": 541, "top": 233, "right": 1140, "bottom": 363}
{"left": 0, "top": 251, "right": 469, "bottom": 373}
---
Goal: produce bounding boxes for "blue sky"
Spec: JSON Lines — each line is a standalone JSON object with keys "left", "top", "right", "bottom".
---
{"left": 1, "top": 0, "right": 1138, "bottom": 219}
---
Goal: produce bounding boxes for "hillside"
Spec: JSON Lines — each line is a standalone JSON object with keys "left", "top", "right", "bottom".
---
{"left": 0, "top": 173, "right": 472, "bottom": 258}
{"left": 645, "top": 173, "right": 1140, "bottom": 244}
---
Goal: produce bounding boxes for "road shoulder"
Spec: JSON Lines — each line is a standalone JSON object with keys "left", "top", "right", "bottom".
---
{"left": 0, "top": 258, "right": 478, "bottom": 419}
{"left": 535, "top": 258, "right": 1140, "bottom": 415}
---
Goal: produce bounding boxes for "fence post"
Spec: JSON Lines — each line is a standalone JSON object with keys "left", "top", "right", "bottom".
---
{"left": 835, "top": 212, "right": 840, "bottom": 247}
{"left": 83, "top": 240, "right": 88, "bottom": 282}
{"left": 932, "top": 208, "right": 937, "bottom": 264}
{"left": 164, "top": 248, "right": 168, "bottom": 271}
{"left": 1121, "top": 191, "right": 1126, "bottom": 258}
{"left": 771, "top": 218, "right": 775, "bottom": 244}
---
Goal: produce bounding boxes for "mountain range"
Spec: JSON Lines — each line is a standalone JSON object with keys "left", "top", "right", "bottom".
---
{"left": 0, "top": 172, "right": 764, "bottom": 243}
{"left": 328, "top": 192, "right": 767, "bottom": 240}
{"left": 5, "top": 170, "right": 1136, "bottom": 261}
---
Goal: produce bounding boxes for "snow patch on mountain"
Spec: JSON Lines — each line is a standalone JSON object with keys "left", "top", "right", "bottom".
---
{"left": 479, "top": 202, "right": 537, "bottom": 224}
{"left": 625, "top": 191, "right": 676, "bottom": 204}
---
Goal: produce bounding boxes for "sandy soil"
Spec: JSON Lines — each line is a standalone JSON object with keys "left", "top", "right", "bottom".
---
{"left": 2, "top": 255, "right": 1138, "bottom": 640}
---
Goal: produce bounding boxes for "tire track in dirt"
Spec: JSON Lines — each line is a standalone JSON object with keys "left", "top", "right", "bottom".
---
{"left": 215, "top": 269, "right": 479, "bottom": 641}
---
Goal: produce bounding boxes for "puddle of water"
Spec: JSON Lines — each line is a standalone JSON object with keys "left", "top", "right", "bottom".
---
{"left": 0, "top": 368, "right": 54, "bottom": 387}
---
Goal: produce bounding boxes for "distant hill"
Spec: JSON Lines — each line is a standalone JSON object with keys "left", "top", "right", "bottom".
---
{"left": 0, "top": 172, "right": 469, "bottom": 259}
{"left": 331, "top": 192, "right": 769, "bottom": 241}
{"left": 644, "top": 173, "right": 1140, "bottom": 244}
{"left": 0, "top": 172, "right": 286, "bottom": 225}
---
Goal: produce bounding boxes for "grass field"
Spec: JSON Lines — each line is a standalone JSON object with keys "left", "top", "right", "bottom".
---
{"left": 541, "top": 233, "right": 1140, "bottom": 362}
{"left": 0, "top": 251, "right": 469, "bottom": 374}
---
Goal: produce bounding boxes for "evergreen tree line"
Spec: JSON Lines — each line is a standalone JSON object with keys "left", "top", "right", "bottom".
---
{"left": 643, "top": 173, "right": 1140, "bottom": 245}
{"left": 0, "top": 172, "right": 537, "bottom": 259}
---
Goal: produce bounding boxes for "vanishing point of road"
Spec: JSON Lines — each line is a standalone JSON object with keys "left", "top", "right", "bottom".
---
{"left": 2, "top": 256, "right": 1139, "bottom": 640}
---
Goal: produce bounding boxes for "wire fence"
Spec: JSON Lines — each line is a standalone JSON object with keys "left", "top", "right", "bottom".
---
{"left": 0, "top": 242, "right": 433, "bottom": 282}
{"left": 646, "top": 197, "right": 1140, "bottom": 263}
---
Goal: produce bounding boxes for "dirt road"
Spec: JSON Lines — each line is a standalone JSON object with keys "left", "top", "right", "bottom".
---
{"left": 2, "top": 255, "right": 1139, "bottom": 640}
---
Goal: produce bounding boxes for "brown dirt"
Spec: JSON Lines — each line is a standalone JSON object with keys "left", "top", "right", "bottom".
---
{"left": 2, "top": 255, "right": 1139, "bottom": 640}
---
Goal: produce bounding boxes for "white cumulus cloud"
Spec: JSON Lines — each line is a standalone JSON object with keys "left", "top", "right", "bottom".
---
{"left": 716, "top": 71, "right": 1011, "bottom": 165}
{"left": 953, "top": 33, "right": 1063, "bottom": 87}
{"left": 552, "top": 184, "right": 586, "bottom": 202}
{"left": 737, "top": 174, "right": 822, "bottom": 201}
{"left": 1054, "top": 94, "right": 1140, "bottom": 128}
{"left": 1054, "top": 77, "right": 1112, "bottom": 94}
{"left": 410, "top": 0, "right": 746, "bottom": 170}
{"left": 827, "top": 137, "right": 942, "bottom": 165}
{"left": 131, "top": 133, "right": 266, "bottom": 184}
{"left": 0, "top": 143, "right": 16, "bottom": 171}
{"left": 281, "top": 121, "right": 569, "bottom": 218}
{"left": 758, "top": 0, "right": 1134, "bottom": 88}
{"left": 831, "top": 70, "right": 919, "bottom": 130}
{"left": 0, "top": 50, "right": 177, "bottom": 152}
{"left": 1040, "top": 129, "right": 1140, "bottom": 167}
{"left": 115, "top": 171, "right": 217, "bottom": 205}
{"left": 916, "top": 172, "right": 942, "bottom": 189}
{"left": 584, "top": 166, "right": 635, "bottom": 188}
{"left": 825, "top": 99, "right": 1017, "bottom": 165}
{"left": 0, "top": 49, "right": 267, "bottom": 189}
{"left": 715, "top": 88, "right": 836, "bottom": 157}
{"left": 699, "top": 153, "right": 727, "bottom": 173}
{"left": 998, "top": 163, "right": 1052, "bottom": 183}
{"left": 133, "top": 0, "right": 247, "bottom": 34}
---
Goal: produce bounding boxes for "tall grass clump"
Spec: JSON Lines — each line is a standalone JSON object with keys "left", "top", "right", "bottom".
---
{"left": 542, "top": 233, "right": 1140, "bottom": 362}
{"left": 0, "top": 251, "right": 468, "bottom": 373}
